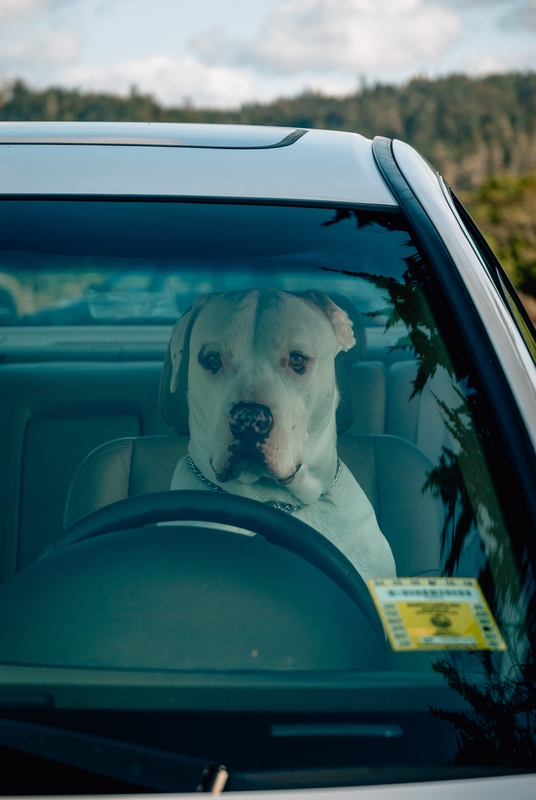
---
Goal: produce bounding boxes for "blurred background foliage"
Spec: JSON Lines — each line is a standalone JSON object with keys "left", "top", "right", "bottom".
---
{"left": 2, "top": 71, "right": 536, "bottom": 319}
{"left": 461, "top": 174, "right": 536, "bottom": 320}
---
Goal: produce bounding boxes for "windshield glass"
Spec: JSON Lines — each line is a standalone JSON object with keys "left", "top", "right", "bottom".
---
{"left": 0, "top": 199, "right": 533, "bottom": 791}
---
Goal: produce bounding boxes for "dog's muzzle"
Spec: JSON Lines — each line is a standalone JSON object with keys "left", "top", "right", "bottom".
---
{"left": 229, "top": 401, "right": 274, "bottom": 441}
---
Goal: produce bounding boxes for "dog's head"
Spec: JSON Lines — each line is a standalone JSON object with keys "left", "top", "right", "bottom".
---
{"left": 168, "top": 289, "right": 356, "bottom": 499}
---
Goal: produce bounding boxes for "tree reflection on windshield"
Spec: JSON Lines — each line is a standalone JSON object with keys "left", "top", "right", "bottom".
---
{"left": 318, "top": 235, "right": 536, "bottom": 767}
{"left": 430, "top": 646, "right": 536, "bottom": 766}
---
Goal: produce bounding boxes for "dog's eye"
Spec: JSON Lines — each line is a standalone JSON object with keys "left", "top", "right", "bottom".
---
{"left": 289, "top": 351, "right": 308, "bottom": 373}
{"left": 200, "top": 351, "right": 223, "bottom": 373}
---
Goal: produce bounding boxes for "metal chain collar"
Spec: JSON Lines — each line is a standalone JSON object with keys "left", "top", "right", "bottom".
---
{"left": 186, "top": 454, "right": 341, "bottom": 515}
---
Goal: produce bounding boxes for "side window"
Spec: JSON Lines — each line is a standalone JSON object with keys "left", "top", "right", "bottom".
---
{"left": 496, "top": 270, "right": 536, "bottom": 364}
{"left": 450, "top": 191, "right": 536, "bottom": 364}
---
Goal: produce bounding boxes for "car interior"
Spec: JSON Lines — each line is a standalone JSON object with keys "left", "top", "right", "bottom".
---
{"left": 0, "top": 193, "right": 532, "bottom": 791}
{"left": 0, "top": 305, "right": 448, "bottom": 582}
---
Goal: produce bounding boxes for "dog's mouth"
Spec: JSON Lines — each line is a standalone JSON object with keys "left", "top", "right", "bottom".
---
{"left": 277, "top": 465, "right": 301, "bottom": 485}
{"left": 212, "top": 441, "right": 301, "bottom": 485}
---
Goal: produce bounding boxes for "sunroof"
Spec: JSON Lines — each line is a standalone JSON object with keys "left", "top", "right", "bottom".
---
{"left": 0, "top": 122, "right": 307, "bottom": 150}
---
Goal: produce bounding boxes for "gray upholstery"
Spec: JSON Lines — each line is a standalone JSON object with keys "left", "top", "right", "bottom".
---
{"left": 0, "top": 361, "right": 167, "bottom": 579}
{"left": 64, "top": 434, "right": 189, "bottom": 528}
{"left": 386, "top": 361, "right": 458, "bottom": 464}
{"left": 338, "top": 434, "right": 442, "bottom": 576}
{"left": 64, "top": 431, "right": 443, "bottom": 577}
{"left": 345, "top": 362, "right": 386, "bottom": 435}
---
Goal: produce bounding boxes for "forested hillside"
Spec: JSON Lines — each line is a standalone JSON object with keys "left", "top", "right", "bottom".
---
{"left": 2, "top": 73, "right": 536, "bottom": 318}
{"left": 2, "top": 72, "right": 536, "bottom": 190}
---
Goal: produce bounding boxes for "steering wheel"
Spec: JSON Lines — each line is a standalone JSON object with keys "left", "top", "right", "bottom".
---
{"left": 43, "top": 490, "right": 385, "bottom": 643}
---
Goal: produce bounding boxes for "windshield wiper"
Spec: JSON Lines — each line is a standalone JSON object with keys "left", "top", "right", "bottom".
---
{"left": 2, "top": 717, "right": 527, "bottom": 794}
{"left": 0, "top": 717, "right": 228, "bottom": 794}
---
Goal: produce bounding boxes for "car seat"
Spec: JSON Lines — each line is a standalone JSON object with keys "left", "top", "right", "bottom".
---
{"left": 63, "top": 300, "right": 444, "bottom": 578}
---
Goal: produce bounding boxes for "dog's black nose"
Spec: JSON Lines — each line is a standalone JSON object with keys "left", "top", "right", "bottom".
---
{"left": 229, "top": 401, "right": 274, "bottom": 440}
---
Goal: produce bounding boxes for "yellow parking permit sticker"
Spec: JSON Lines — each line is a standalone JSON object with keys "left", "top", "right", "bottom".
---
{"left": 366, "top": 577, "right": 506, "bottom": 652}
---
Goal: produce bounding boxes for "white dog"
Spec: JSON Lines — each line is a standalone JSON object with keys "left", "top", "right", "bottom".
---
{"left": 169, "top": 288, "right": 396, "bottom": 581}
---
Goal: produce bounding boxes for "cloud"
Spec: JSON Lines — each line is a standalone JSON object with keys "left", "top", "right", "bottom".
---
{"left": 0, "top": 0, "right": 79, "bottom": 73}
{"left": 0, "top": 0, "right": 43, "bottom": 27}
{"left": 0, "top": 0, "right": 79, "bottom": 27}
{"left": 518, "top": 0, "right": 536, "bottom": 30}
{"left": 0, "top": 0, "right": 520, "bottom": 109}
{"left": 191, "top": 0, "right": 462, "bottom": 75}
{"left": 443, "top": 0, "right": 515, "bottom": 6}
{"left": 463, "top": 51, "right": 507, "bottom": 75}
{"left": 2, "top": 28, "right": 78, "bottom": 65}
{"left": 500, "top": 0, "right": 536, "bottom": 31}
{"left": 60, "top": 55, "right": 258, "bottom": 108}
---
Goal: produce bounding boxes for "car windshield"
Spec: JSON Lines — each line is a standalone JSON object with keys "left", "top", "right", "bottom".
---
{"left": 0, "top": 199, "right": 533, "bottom": 790}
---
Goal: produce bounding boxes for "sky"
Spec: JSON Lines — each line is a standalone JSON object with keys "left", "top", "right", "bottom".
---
{"left": 1, "top": 0, "right": 536, "bottom": 108}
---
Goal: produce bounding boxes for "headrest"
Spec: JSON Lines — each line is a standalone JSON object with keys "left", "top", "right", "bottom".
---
{"left": 159, "top": 291, "right": 367, "bottom": 436}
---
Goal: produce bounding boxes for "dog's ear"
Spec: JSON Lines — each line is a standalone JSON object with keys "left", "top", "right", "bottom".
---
{"left": 324, "top": 295, "right": 356, "bottom": 352}
{"left": 295, "top": 291, "right": 356, "bottom": 353}
{"left": 169, "top": 295, "right": 210, "bottom": 393}
{"left": 169, "top": 310, "right": 191, "bottom": 394}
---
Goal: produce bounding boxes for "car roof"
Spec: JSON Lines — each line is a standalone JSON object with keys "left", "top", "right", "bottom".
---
{"left": 0, "top": 122, "right": 307, "bottom": 149}
{"left": 0, "top": 122, "right": 397, "bottom": 206}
